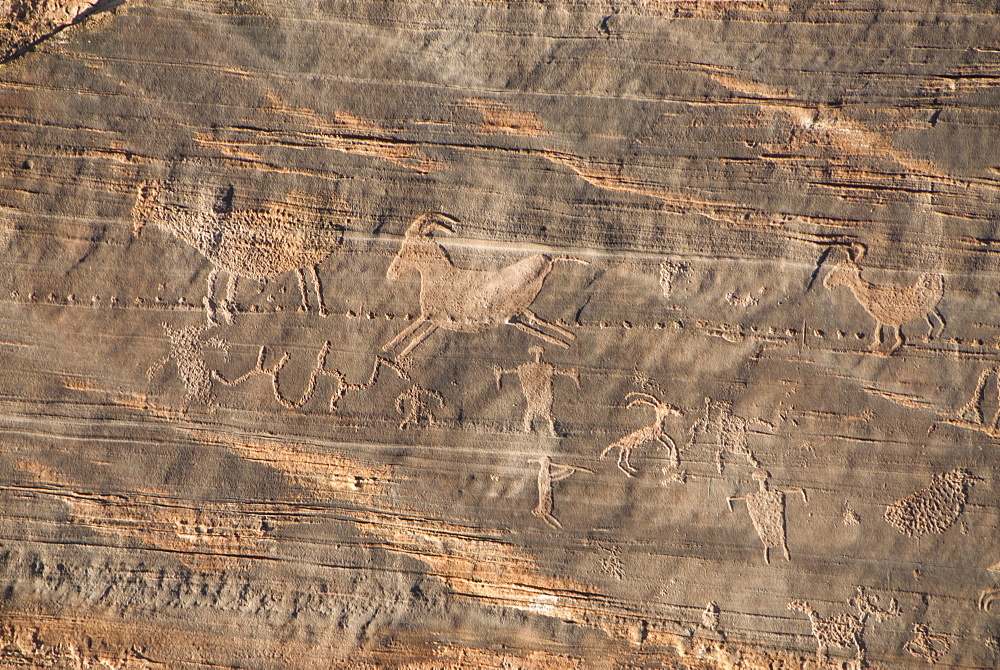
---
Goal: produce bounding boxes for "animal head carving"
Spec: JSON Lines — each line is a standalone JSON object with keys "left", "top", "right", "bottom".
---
{"left": 626, "top": 391, "right": 682, "bottom": 418}
{"left": 387, "top": 213, "right": 459, "bottom": 279}
{"left": 131, "top": 183, "right": 161, "bottom": 235}
{"left": 822, "top": 242, "right": 867, "bottom": 291}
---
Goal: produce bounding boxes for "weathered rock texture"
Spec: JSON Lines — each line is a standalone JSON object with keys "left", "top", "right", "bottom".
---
{"left": 2, "top": 1, "right": 1000, "bottom": 668}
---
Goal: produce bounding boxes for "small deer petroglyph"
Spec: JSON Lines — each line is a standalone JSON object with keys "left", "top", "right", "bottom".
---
{"left": 147, "top": 322, "right": 228, "bottom": 406}
{"left": 494, "top": 346, "right": 580, "bottom": 436}
{"left": 820, "top": 243, "right": 945, "bottom": 355}
{"left": 133, "top": 183, "right": 343, "bottom": 325}
{"left": 687, "top": 397, "right": 767, "bottom": 474}
{"left": 905, "top": 622, "right": 952, "bottom": 664}
{"left": 600, "top": 391, "right": 682, "bottom": 477}
{"left": 528, "top": 456, "right": 591, "bottom": 529}
{"left": 395, "top": 385, "right": 444, "bottom": 429}
{"left": 788, "top": 587, "right": 900, "bottom": 670}
{"left": 727, "top": 470, "right": 807, "bottom": 565}
{"left": 382, "top": 213, "right": 586, "bottom": 358}
{"left": 884, "top": 469, "right": 977, "bottom": 537}
{"left": 214, "top": 343, "right": 407, "bottom": 411}
{"left": 954, "top": 366, "right": 1000, "bottom": 435}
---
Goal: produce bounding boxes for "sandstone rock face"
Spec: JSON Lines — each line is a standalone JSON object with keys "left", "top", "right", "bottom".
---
{"left": 2, "top": 2, "right": 1000, "bottom": 668}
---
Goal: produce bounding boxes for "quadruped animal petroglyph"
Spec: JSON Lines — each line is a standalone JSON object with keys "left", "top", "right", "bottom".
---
{"left": 820, "top": 243, "right": 945, "bottom": 355}
{"left": 528, "top": 456, "right": 592, "bottom": 529}
{"left": 727, "top": 470, "right": 807, "bottom": 565}
{"left": 600, "top": 391, "right": 683, "bottom": 477}
{"left": 905, "top": 622, "right": 952, "bottom": 664}
{"left": 493, "top": 346, "right": 580, "bottom": 436}
{"left": 395, "top": 385, "right": 445, "bottom": 429}
{"left": 788, "top": 587, "right": 900, "bottom": 670}
{"left": 382, "top": 213, "right": 587, "bottom": 358}
{"left": 132, "top": 184, "right": 343, "bottom": 325}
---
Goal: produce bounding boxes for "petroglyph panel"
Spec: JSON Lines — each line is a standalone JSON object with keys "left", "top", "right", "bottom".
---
{"left": 4, "top": 1, "right": 1000, "bottom": 668}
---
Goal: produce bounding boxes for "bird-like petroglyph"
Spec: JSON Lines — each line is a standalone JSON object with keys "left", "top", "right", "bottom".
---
{"left": 132, "top": 184, "right": 343, "bottom": 325}
{"left": 788, "top": 587, "right": 900, "bottom": 670}
{"left": 727, "top": 470, "right": 807, "bottom": 565}
{"left": 600, "top": 391, "right": 683, "bottom": 477}
{"left": 821, "top": 243, "right": 945, "bottom": 355}
{"left": 147, "top": 322, "right": 228, "bottom": 406}
{"left": 528, "top": 456, "right": 591, "bottom": 529}
{"left": 382, "top": 213, "right": 586, "bottom": 358}
{"left": 884, "top": 469, "right": 977, "bottom": 537}
{"left": 687, "top": 397, "right": 766, "bottom": 474}
{"left": 493, "top": 346, "right": 580, "bottom": 436}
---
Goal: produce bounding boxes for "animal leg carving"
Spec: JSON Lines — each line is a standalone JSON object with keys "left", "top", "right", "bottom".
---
{"left": 657, "top": 434, "right": 679, "bottom": 468}
{"left": 223, "top": 273, "right": 238, "bottom": 324}
{"left": 398, "top": 324, "right": 439, "bottom": 359}
{"left": 309, "top": 265, "right": 327, "bottom": 317}
{"left": 522, "top": 308, "right": 575, "bottom": 341}
{"left": 383, "top": 318, "right": 427, "bottom": 352}
{"left": 511, "top": 320, "right": 570, "bottom": 348}
{"left": 886, "top": 325, "right": 904, "bottom": 355}
{"left": 205, "top": 268, "right": 221, "bottom": 326}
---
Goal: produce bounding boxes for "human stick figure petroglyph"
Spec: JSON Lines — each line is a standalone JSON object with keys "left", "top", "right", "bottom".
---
{"left": 147, "top": 322, "right": 228, "bottom": 406}
{"left": 382, "top": 213, "right": 587, "bottom": 359}
{"left": 528, "top": 456, "right": 592, "bottom": 529}
{"left": 493, "top": 346, "right": 580, "bottom": 436}
{"left": 687, "top": 397, "right": 766, "bottom": 474}
{"left": 905, "top": 622, "right": 952, "bottom": 664}
{"left": 395, "top": 385, "right": 444, "bottom": 429}
{"left": 883, "top": 469, "right": 977, "bottom": 537}
{"left": 132, "top": 183, "right": 343, "bottom": 325}
{"left": 727, "top": 470, "right": 807, "bottom": 565}
{"left": 600, "top": 392, "right": 683, "bottom": 477}
{"left": 819, "top": 243, "right": 944, "bottom": 355}
{"left": 788, "top": 587, "right": 900, "bottom": 670}
{"left": 213, "top": 342, "right": 408, "bottom": 411}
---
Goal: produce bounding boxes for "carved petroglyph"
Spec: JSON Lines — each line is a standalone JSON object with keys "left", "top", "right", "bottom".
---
{"left": 843, "top": 500, "right": 861, "bottom": 526}
{"left": 147, "top": 322, "right": 228, "bottom": 406}
{"left": 493, "top": 346, "right": 580, "bottom": 436}
{"left": 658, "top": 260, "right": 689, "bottom": 299}
{"left": 395, "top": 385, "right": 444, "bottom": 429}
{"left": 382, "top": 213, "right": 586, "bottom": 358}
{"left": 528, "top": 456, "right": 591, "bottom": 529}
{"left": 821, "top": 244, "right": 945, "bottom": 355}
{"left": 980, "top": 588, "right": 1000, "bottom": 612}
{"left": 905, "top": 622, "right": 952, "bottom": 664}
{"left": 701, "top": 602, "right": 721, "bottom": 633}
{"left": 727, "top": 470, "right": 807, "bottom": 565}
{"left": 884, "top": 470, "right": 977, "bottom": 537}
{"left": 132, "top": 184, "right": 343, "bottom": 325}
{"left": 954, "top": 366, "right": 1000, "bottom": 434}
{"left": 600, "top": 391, "right": 683, "bottom": 477}
{"left": 214, "top": 343, "right": 408, "bottom": 411}
{"left": 687, "top": 397, "right": 766, "bottom": 474}
{"left": 788, "top": 587, "right": 900, "bottom": 670}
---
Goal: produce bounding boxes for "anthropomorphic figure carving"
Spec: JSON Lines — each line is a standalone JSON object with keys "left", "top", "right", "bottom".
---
{"left": 727, "top": 470, "right": 807, "bottom": 565}
{"left": 494, "top": 346, "right": 580, "bottom": 436}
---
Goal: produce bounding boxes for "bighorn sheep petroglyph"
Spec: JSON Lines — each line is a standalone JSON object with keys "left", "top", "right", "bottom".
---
{"left": 383, "top": 213, "right": 586, "bottom": 358}
{"left": 600, "top": 391, "right": 683, "bottom": 477}
{"left": 820, "top": 243, "right": 945, "bottom": 355}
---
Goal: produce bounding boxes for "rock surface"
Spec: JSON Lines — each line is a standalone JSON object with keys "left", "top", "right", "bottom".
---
{"left": 2, "top": 1, "right": 1000, "bottom": 667}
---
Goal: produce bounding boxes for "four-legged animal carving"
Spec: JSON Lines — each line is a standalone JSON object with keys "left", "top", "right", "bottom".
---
{"left": 383, "top": 213, "right": 586, "bottom": 358}
{"left": 601, "top": 392, "right": 683, "bottom": 477}
{"left": 822, "top": 243, "right": 945, "bottom": 355}
{"left": 133, "top": 183, "right": 343, "bottom": 325}
{"left": 788, "top": 587, "right": 900, "bottom": 670}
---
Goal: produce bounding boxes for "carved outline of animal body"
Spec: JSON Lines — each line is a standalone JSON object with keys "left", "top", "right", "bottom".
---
{"left": 821, "top": 243, "right": 945, "bottom": 355}
{"left": 600, "top": 391, "right": 683, "bottom": 477}
{"left": 382, "top": 213, "right": 586, "bottom": 358}
{"left": 788, "top": 587, "right": 900, "bottom": 670}
{"left": 132, "top": 184, "right": 343, "bottom": 325}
